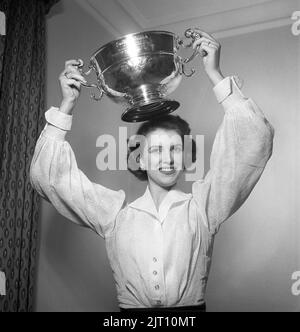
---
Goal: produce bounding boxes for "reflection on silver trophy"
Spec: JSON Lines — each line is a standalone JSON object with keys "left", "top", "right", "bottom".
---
{"left": 77, "top": 29, "right": 203, "bottom": 122}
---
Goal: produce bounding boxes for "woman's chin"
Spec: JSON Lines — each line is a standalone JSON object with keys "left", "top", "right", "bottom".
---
{"left": 147, "top": 169, "right": 183, "bottom": 188}
{"left": 156, "top": 173, "right": 180, "bottom": 187}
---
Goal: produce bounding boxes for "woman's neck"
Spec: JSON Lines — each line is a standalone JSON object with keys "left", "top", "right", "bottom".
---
{"left": 148, "top": 179, "right": 176, "bottom": 211}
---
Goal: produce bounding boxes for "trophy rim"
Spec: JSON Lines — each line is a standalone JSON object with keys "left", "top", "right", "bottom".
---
{"left": 90, "top": 30, "right": 178, "bottom": 60}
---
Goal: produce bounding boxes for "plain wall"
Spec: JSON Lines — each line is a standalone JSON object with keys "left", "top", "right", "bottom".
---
{"left": 34, "top": 0, "right": 300, "bottom": 312}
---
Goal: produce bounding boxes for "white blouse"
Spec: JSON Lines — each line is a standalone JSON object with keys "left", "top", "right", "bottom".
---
{"left": 29, "top": 76, "right": 274, "bottom": 309}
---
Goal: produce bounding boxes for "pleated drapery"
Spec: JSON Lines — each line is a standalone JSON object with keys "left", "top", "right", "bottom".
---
{"left": 0, "top": 0, "right": 59, "bottom": 312}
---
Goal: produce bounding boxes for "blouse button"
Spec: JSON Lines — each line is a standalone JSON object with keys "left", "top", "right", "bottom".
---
{"left": 153, "top": 257, "right": 157, "bottom": 263}
{"left": 153, "top": 271, "right": 158, "bottom": 275}
{"left": 155, "top": 285, "right": 160, "bottom": 290}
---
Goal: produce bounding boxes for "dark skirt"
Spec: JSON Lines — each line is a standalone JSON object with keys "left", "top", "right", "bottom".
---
{"left": 120, "top": 303, "right": 206, "bottom": 312}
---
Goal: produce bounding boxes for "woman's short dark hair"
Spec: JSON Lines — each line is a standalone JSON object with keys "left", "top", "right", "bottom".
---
{"left": 127, "top": 114, "right": 197, "bottom": 181}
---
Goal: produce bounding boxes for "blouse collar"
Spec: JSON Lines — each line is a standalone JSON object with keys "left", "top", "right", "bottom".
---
{"left": 129, "top": 185, "right": 192, "bottom": 223}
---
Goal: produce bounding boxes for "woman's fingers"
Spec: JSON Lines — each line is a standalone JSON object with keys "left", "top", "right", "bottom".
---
{"left": 193, "top": 37, "right": 219, "bottom": 50}
{"left": 198, "top": 43, "right": 211, "bottom": 58}
{"left": 64, "top": 72, "right": 87, "bottom": 85}
{"left": 192, "top": 29, "right": 221, "bottom": 52}
{"left": 193, "top": 29, "right": 219, "bottom": 44}
{"left": 64, "top": 59, "right": 83, "bottom": 77}
{"left": 186, "top": 29, "right": 223, "bottom": 85}
{"left": 59, "top": 60, "right": 84, "bottom": 104}
{"left": 65, "top": 59, "right": 81, "bottom": 68}
{"left": 192, "top": 37, "right": 219, "bottom": 57}
{"left": 59, "top": 62, "right": 87, "bottom": 86}
{"left": 64, "top": 78, "right": 81, "bottom": 91}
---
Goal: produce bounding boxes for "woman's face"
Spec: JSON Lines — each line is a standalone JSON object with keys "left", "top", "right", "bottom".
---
{"left": 140, "top": 128, "right": 184, "bottom": 188}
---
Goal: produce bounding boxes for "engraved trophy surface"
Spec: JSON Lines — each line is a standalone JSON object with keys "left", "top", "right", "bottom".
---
{"left": 79, "top": 29, "right": 202, "bottom": 123}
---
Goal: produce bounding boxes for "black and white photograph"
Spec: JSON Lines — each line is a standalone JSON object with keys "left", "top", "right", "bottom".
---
{"left": 0, "top": 0, "right": 299, "bottom": 316}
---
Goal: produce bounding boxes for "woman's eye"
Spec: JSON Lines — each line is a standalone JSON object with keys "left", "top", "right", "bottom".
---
{"left": 149, "top": 147, "right": 161, "bottom": 153}
{"left": 174, "top": 146, "right": 183, "bottom": 153}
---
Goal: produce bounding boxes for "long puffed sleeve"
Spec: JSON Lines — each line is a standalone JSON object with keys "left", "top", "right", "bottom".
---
{"left": 192, "top": 76, "right": 274, "bottom": 235}
{"left": 30, "top": 116, "right": 126, "bottom": 239}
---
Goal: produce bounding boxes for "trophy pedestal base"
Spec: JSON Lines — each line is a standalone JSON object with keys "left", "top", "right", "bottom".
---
{"left": 121, "top": 100, "right": 180, "bottom": 123}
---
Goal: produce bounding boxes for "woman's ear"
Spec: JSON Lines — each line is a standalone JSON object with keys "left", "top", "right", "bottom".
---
{"left": 139, "top": 145, "right": 149, "bottom": 171}
{"left": 139, "top": 157, "right": 146, "bottom": 170}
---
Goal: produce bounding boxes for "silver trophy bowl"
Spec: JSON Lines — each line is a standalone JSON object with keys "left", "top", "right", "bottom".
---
{"left": 79, "top": 29, "right": 203, "bottom": 122}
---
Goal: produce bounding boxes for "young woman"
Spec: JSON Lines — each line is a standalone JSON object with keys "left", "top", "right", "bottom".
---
{"left": 30, "top": 30, "right": 274, "bottom": 312}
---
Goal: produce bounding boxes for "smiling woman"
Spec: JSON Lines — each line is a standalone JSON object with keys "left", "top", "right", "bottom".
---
{"left": 29, "top": 29, "right": 274, "bottom": 312}
{"left": 127, "top": 114, "right": 197, "bottom": 183}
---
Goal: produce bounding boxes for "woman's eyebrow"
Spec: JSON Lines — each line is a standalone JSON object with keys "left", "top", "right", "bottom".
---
{"left": 148, "top": 145, "right": 161, "bottom": 152}
{"left": 148, "top": 143, "right": 183, "bottom": 149}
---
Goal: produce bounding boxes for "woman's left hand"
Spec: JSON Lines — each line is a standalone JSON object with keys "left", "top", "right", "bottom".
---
{"left": 192, "top": 29, "right": 224, "bottom": 86}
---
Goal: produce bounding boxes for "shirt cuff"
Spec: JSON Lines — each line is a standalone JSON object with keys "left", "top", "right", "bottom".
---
{"left": 213, "top": 76, "right": 247, "bottom": 110}
{"left": 41, "top": 123, "right": 68, "bottom": 141}
{"left": 45, "top": 106, "right": 73, "bottom": 131}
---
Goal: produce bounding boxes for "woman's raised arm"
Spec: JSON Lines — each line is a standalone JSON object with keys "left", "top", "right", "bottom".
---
{"left": 189, "top": 31, "right": 274, "bottom": 235}
{"left": 192, "top": 76, "right": 274, "bottom": 235}
{"left": 29, "top": 60, "right": 126, "bottom": 238}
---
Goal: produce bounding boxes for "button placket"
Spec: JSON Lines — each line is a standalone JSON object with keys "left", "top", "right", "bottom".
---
{"left": 150, "top": 224, "right": 165, "bottom": 306}
{"left": 152, "top": 257, "right": 160, "bottom": 292}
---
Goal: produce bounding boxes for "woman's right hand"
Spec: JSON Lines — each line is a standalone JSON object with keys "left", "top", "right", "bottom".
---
{"left": 58, "top": 59, "right": 87, "bottom": 114}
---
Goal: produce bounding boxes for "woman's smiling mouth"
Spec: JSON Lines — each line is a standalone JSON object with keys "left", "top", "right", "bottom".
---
{"left": 159, "top": 167, "right": 176, "bottom": 175}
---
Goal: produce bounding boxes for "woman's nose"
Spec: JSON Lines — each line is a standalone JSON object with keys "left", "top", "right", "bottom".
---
{"left": 161, "top": 149, "right": 174, "bottom": 164}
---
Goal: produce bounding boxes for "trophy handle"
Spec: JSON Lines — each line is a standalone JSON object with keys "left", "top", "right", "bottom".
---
{"left": 177, "top": 28, "right": 208, "bottom": 77}
{"left": 76, "top": 59, "right": 104, "bottom": 101}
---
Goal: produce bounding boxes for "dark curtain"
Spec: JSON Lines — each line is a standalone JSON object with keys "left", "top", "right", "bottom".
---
{"left": 0, "top": 0, "right": 59, "bottom": 312}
